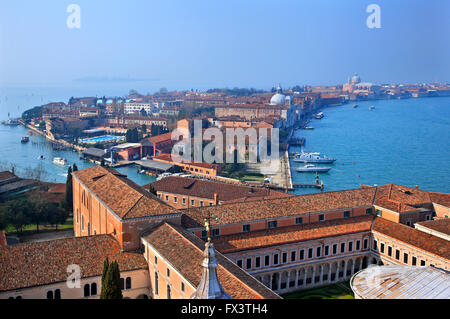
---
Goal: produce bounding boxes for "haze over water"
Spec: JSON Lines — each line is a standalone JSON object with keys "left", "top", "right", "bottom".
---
{"left": 291, "top": 97, "right": 450, "bottom": 195}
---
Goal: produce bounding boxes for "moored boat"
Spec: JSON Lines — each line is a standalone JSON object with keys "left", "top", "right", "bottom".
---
{"left": 293, "top": 151, "right": 336, "bottom": 164}
{"left": 295, "top": 164, "right": 331, "bottom": 173}
{"left": 53, "top": 157, "right": 67, "bottom": 166}
{"left": 21, "top": 136, "right": 29, "bottom": 143}
{"left": 314, "top": 112, "right": 324, "bottom": 119}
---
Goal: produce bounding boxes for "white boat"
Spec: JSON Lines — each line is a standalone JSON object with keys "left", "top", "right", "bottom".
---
{"left": 369, "top": 105, "right": 375, "bottom": 110}
{"left": 292, "top": 151, "right": 336, "bottom": 164}
{"left": 314, "top": 112, "right": 324, "bottom": 119}
{"left": 53, "top": 157, "right": 67, "bottom": 166}
{"left": 304, "top": 126, "right": 314, "bottom": 130}
{"left": 296, "top": 164, "right": 331, "bottom": 173}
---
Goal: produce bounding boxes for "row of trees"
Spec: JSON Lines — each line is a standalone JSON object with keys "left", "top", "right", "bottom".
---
{"left": 0, "top": 197, "right": 69, "bottom": 233}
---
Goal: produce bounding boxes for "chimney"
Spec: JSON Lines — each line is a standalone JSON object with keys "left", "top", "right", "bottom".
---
{"left": 214, "top": 192, "right": 219, "bottom": 206}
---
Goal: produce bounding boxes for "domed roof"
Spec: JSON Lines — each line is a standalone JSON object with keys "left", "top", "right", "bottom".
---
{"left": 270, "top": 84, "right": 286, "bottom": 105}
{"left": 351, "top": 74, "right": 361, "bottom": 84}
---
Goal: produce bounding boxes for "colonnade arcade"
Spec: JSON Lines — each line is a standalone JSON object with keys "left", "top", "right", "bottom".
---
{"left": 253, "top": 255, "right": 382, "bottom": 294}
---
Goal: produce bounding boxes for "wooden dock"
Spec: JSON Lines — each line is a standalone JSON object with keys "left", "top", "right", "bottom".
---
{"left": 293, "top": 183, "right": 324, "bottom": 190}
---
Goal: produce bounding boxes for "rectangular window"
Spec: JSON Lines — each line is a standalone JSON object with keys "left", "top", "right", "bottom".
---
{"left": 376, "top": 209, "right": 382, "bottom": 217}
{"left": 356, "top": 240, "right": 361, "bottom": 250}
{"left": 282, "top": 252, "right": 287, "bottom": 263}
{"left": 246, "top": 258, "right": 252, "bottom": 269}
{"left": 255, "top": 256, "right": 261, "bottom": 268}
{"left": 316, "top": 246, "right": 321, "bottom": 257}
{"left": 165, "top": 195, "right": 169, "bottom": 201}
{"left": 325, "top": 245, "right": 329, "bottom": 256}
{"left": 295, "top": 217, "right": 303, "bottom": 225}
{"left": 265, "top": 255, "right": 270, "bottom": 266}
{"left": 344, "top": 211, "right": 351, "bottom": 218}
{"left": 380, "top": 243, "right": 385, "bottom": 253}
{"left": 420, "top": 260, "right": 426, "bottom": 266}
{"left": 366, "top": 208, "right": 372, "bottom": 215}
{"left": 308, "top": 248, "right": 313, "bottom": 259}
{"left": 299, "top": 249, "right": 305, "bottom": 260}
{"left": 403, "top": 253, "right": 409, "bottom": 264}
{"left": 181, "top": 282, "right": 185, "bottom": 292}
{"left": 273, "top": 254, "right": 279, "bottom": 265}
{"left": 212, "top": 228, "right": 220, "bottom": 237}
{"left": 167, "top": 269, "right": 170, "bottom": 277}
{"left": 348, "top": 241, "right": 353, "bottom": 252}
{"left": 191, "top": 199, "right": 195, "bottom": 206}
{"left": 173, "top": 196, "right": 177, "bottom": 203}
{"left": 332, "top": 244, "right": 337, "bottom": 255}
{"left": 340, "top": 243, "right": 346, "bottom": 253}
{"left": 237, "top": 259, "right": 243, "bottom": 268}
{"left": 412, "top": 256, "right": 417, "bottom": 266}
{"left": 388, "top": 246, "right": 392, "bottom": 257}
{"left": 395, "top": 249, "right": 400, "bottom": 260}
{"left": 182, "top": 198, "right": 186, "bottom": 205}
{"left": 201, "top": 230, "right": 207, "bottom": 239}
{"left": 373, "top": 240, "right": 378, "bottom": 251}
{"left": 268, "top": 221, "right": 278, "bottom": 229}
{"left": 363, "top": 239, "right": 368, "bottom": 249}
{"left": 318, "top": 214, "right": 325, "bottom": 222}
{"left": 291, "top": 251, "right": 296, "bottom": 262}
{"left": 200, "top": 201, "right": 204, "bottom": 207}
{"left": 242, "top": 224, "right": 250, "bottom": 232}
{"left": 155, "top": 256, "right": 158, "bottom": 264}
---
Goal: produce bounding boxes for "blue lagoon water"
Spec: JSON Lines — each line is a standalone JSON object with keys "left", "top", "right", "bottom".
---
{"left": 290, "top": 97, "right": 450, "bottom": 195}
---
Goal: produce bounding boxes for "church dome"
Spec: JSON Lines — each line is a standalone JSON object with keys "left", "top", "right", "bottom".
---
{"left": 351, "top": 74, "right": 361, "bottom": 84}
{"left": 270, "top": 84, "right": 286, "bottom": 105}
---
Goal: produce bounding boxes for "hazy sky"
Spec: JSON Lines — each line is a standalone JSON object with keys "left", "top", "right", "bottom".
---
{"left": 0, "top": 0, "right": 449, "bottom": 91}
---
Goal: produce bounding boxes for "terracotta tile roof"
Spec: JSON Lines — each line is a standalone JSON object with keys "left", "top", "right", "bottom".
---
{"left": 148, "top": 176, "right": 290, "bottom": 202}
{"left": 142, "top": 223, "right": 280, "bottom": 299}
{"left": 153, "top": 154, "right": 217, "bottom": 170}
{"left": 72, "top": 166, "right": 176, "bottom": 219}
{"left": 429, "top": 192, "right": 450, "bottom": 208}
{"left": 48, "top": 183, "right": 66, "bottom": 194}
{"left": 146, "top": 132, "right": 173, "bottom": 144}
{"left": 182, "top": 187, "right": 377, "bottom": 228}
{"left": 0, "top": 171, "right": 16, "bottom": 183}
{"left": 372, "top": 217, "right": 450, "bottom": 260}
{"left": 0, "top": 231, "right": 6, "bottom": 247}
{"left": 213, "top": 215, "right": 375, "bottom": 253}
{"left": 416, "top": 219, "right": 450, "bottom": 236}
{"left": 373, "top": 184, "right": 434, "bottom": 213}
{"left": 0, "top": 235, "right": 147, "bottom": 292}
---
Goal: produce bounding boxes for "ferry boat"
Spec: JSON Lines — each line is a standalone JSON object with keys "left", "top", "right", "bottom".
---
{"left": 21, "top": 136, "right": 29, "bottom": 143}
{"left": 53, "top": 157, "right": 67, "bottom": 166}
{"left": 292, "top": 151, "right": 336, "bottom": 164}
{"left": 313, "top": 112, "right": 324, "bottom": 119}
{"left": 296, "top": 164, "right": 331, "bottom": 173}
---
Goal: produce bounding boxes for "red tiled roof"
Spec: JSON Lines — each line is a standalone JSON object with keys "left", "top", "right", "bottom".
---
{"left": 142, "top": 223, "right": 280, "bottom": 299}
{"left": 154, "top": 153, "right": 217, "bottom": 170}
{"left": 373, "top": 184, "right": 434, "bottom": 213}
{"left": 372, "top": 217, "right": 450, "bottom": 260}
{"left": 147, "top": 132, "right": 173, "bottom": 144}
{"left": 48, "top": 183, "right": 66, "bottom": 194}
{"left": 182, "top": 187, "right": 377, "bottom": 228}
{"left": 148, "top": 176, "right": 290, "bottom": 202}
{"left": 0, "top": 235, "right": 147, "bottom": 292}
{"left": 213, "top": 215, "right": 375, "bottom": 253}
{"left": 72, "top": 166, "right": 176, "bottom": 219}
{"left": 416, "top": 219, "right": 450, "bottom": 236}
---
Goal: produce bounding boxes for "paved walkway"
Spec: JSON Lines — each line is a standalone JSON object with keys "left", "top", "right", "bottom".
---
{"left": 19, "top": 230, "right": 74, "bottom": 244}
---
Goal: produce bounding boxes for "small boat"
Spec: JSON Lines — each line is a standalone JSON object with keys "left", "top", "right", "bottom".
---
{"left": 353, "top": 104, "right": 358, "bottom": 108}
{"left": 296, "top": 164, "right": 331, "bottom": 173}
{"left": 369, "top": 105, "right": 375, "bottom": 110}
{"left": 313, "top": 112, "right": 324, "bottom": 119}
{"left": 293, "top": 151, "right": 336, "bottom": 164}
{"left": 37, "top": 155, "right": 45, "bottom": 160}
{"left": 21, "top": 136, "right": 30, "bottom": 143}
{"left": 53, "top": 157, "right": 67, "bottom": 166}
{"left": 304, "top": 126, "right": 314, "bottom": 130}
{"left": 2, "top": 119, "right": 20, "bottom": 126}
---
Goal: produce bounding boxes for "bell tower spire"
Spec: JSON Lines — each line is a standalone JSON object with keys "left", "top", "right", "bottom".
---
{"left": 190, "top": 216, "right": 231, "bottom": 299}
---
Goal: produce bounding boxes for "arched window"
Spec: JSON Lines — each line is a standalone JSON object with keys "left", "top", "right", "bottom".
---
{"left": 126, "top": 277, "right": 131, "bottom": 290}
{"left": 155, "top": 272, "right": 159, "bottom": 295}
{"left": 167, "top": 285, "right": 171, "bottom": 299}
{"left": 84, "top": 284, "right": 90, "bottom": 297}
{"left": 91, "top": 283, "right": 97, "bottom": 296}
{"left": 47, "top": 290, "right": 54, "bottom": 299}
{"left": 54, "top": 289, "right": 61, "bottom": 299}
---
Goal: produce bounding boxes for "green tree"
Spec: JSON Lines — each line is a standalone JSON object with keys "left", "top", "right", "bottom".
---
{"left": 47, "top": 203, "right": 68, "bottom": 230}
{"left": 65, "top": 166, "right": 73, "bottom": 212}
{"left": 30, "top": 198, "right": 48, "bottom": 233}
{"left": 3, "top": 199, "right": 32, "bottom": 234}
{"left": 100, "top": 260, "right": 123, "bottom": 299}
{"left": 72, "top": 163, "right": 78, "bottom": 172}
{"left": 148, "top": 184, "right": 157, "bottom": 196}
